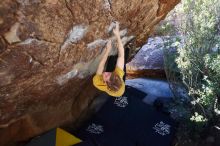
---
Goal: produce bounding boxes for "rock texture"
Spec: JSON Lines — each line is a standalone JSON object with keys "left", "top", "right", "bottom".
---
{"left": 0, "top": 0, "right": 180, "bottom": 145}
{"left": 127, "top": 37, "right": 166, "bottom": 78}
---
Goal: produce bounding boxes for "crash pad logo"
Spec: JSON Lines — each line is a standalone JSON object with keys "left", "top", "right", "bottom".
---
{"left": 114, "top": 96, "right": 128, "bottom": 108}
{"left": 86, "top": 123, "right": 104, "bottom": 134}
{"left": 153, "top": 121, "right": 170, "bottom": 136}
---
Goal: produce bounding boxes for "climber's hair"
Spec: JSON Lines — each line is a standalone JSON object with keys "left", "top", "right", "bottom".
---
{"left": 106, "top": 72, "right": 122, "bottom": 92}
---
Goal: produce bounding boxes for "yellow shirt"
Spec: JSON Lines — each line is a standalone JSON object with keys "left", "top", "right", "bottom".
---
{"left": 93, "top": 67, "right": 125, "bottom": 97}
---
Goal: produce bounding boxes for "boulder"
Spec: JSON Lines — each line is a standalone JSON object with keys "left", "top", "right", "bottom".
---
{"left": 0, "top": 0, "right": 180, "bottom": 145}
{"left": 127, "top": 37, "right": 166, "bottom": 78}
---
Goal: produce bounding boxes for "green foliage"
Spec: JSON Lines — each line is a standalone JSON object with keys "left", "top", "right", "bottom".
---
{"left": 155, "top": 22, "right": 176, "bottom": 36}
{"left": 204, "top": 53, "right": 220, "bottom": 94}
{"left": 179, "top": 112, "right": 208, "bottom": 140}
{"left": 153, "top": 8, "right": 181, "bottom": 36}
{"left": 177, "top": 0, "right": 220, "bottom": 118}
{"left": 163, "top": 0, "right": 220, "bottom": 140}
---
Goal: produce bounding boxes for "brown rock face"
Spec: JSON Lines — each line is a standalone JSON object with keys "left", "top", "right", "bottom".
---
{"left": 0, "top": 0, "right": 179, "bottom": 145}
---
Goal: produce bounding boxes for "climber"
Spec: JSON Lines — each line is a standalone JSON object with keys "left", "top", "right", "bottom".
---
{"left": 93, "top": 22, "right": 126, "bottom": 97}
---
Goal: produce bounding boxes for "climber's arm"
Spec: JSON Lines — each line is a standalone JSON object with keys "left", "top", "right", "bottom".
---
{"left": 114, "top": 22, "right": 124, "bottom": 70}
{"left": 96, "top": 41, "right": 112, "bottom": 75}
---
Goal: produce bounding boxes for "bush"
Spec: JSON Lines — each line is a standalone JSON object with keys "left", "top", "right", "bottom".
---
{"left": 163, "top": 0, "right": 220, "bottom": 140}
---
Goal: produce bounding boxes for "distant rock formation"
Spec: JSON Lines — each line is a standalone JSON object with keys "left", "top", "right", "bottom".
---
{"left": 0, "top": 0, "right": 180, "bottom": 145}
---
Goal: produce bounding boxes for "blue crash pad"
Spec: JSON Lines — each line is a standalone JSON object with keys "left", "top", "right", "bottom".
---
{"left": 73, "top": 86, "right": 176, "bottom": 146}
